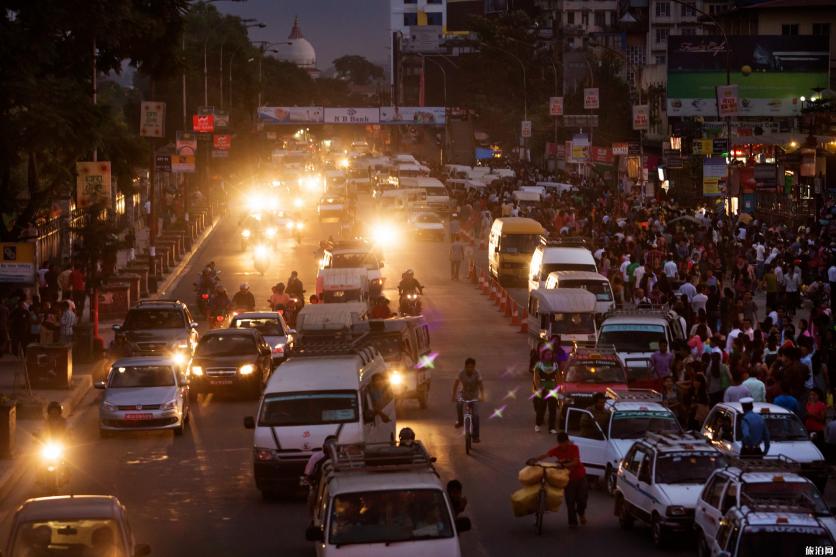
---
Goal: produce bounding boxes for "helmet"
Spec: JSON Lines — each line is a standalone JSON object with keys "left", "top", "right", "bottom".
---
{"left": 405, "top": 269, "right": 414, "bottom": 276}
{"left": 240, "top": 283, "right": 249, "bottom": 291}
{"left": 47, "top": 401, "right": 63, "bottom": 416}
{"left": 398, "top": 427, "right": 416, "bottom": 444}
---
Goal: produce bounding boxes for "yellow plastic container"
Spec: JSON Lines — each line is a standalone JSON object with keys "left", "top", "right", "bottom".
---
{"left": 510, "top": 484, "right": 542, "bottom": 517}
{"left": 517, "top": 465, "right": 545, "bottom": 486}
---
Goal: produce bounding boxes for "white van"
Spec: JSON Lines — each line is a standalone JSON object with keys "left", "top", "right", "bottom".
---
{"left": 244, "top": 346, "right": 395, "bottom": 498}
{"left": 318, "top": 268, "right": 370, "bottom": 304}
{"left": 544, "top": 270, "right": 615, "bottom": 315}
{"left": 528, "top": 237, "right": 597, "bottom": 292}
{"left": 400, "top": 177, "right": 450, "bottom": 215}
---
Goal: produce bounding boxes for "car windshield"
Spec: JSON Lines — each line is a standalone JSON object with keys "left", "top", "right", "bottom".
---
{"left": 542, "top": 262, "right": 598, "bottom": 274}
{"left": 599, "top": 324, "right": 667, "bottom": 352}
{"left": 560, "top": 280, "right": 613, "bottom": 301}
{"left": 329, "top": 489, "right": 454, "bottom": 546}
{"left": 12, "top": 519, "right": 124, "bottom": 557}
{"left": 231, "top": 317, "right": 284, "bottom": 337}
{"left": 737, "top": 530, "right": 833, "bottom": 557}
{"left": 259, "top": 390, "right": 358, "bottom": 426}
{"left": 416, "top": 214, "right": 441, "bottom": 224}
{"left": 550, "top": 313, "right": 595, "bottom": 335}
{"left": 500, "top": 234, "right": 540, "bottom": 254}
{"left": 742, "top": 482, "right": 829, "bottom": 515}
{"left": 123, "top": 309, "right": 184, "bottom": 330}
{"left": 196, "top": 335, "right": 256, "bottom": 357}
{"left": 369, "top": 335, "right": 405, "bottom": 361}
{"left": 108, "top": 366, "right": 175, "bottom": 388}
{"left": 565, "top": 360, "right": 627, "bottom": 383}
{"left": 331, "top": 253, "right": 376, "bottom": 269}
{"left": 610, "top": 411, "right": 682, "bottom": 439}
{"left": 655, "top": 453, "right": 725, "bottom": 484}
{"left": 735, "top": 412, "right": 810, "bottom": 442}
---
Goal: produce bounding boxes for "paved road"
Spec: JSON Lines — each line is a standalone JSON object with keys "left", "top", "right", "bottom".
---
{"left": 0, "top": 202, "right": 694, "bottom": 556}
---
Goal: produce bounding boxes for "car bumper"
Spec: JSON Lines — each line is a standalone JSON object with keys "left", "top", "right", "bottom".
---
{"left": 254, "top": 459, "right": 309, "bottom": 489}
{"left": 99, "top": 410, "right": 182, "bottom": 431}
{"left": 191, "top": 375, "right": 260, "bottom": 393}
{"left": 661, "top": 513, "right": 696, "bottom": 530}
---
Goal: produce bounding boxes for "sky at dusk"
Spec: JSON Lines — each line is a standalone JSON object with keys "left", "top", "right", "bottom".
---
{"left": 218, "top": 0, "right": 390, "bottom": 71}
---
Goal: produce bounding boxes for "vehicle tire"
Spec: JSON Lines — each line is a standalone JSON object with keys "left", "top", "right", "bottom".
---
{"left": 616, "top": 495, "right": 634, "bottom": 530}
{"left": 173, "top": 423, "right": 184, "bottom": 436}
{"left": 605, "top": 465, "right": 617, "bottom": 496}
{"left": 535, "top": 488, "right": 545, "bottom": 535}
{"left": 651, "top": 514, "right": 667, "bottom": 548}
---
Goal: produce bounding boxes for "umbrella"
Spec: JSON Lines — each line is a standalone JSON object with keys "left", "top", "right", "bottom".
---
{"left": 666, "top": 215, "right": 702, "bottom": 229}
{"left": 737, "top": 213, "right": 753, "bottom": 225}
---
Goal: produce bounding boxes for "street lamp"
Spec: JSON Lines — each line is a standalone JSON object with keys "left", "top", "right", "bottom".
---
{"left": 416, "top": 54, "right": 449, "bottom": 165}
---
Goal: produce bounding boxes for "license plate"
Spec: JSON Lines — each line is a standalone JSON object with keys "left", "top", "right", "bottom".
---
{"left": 124, "top": 413, "right": 153, "bottom": 420}
{"left": 211, "top": 379, "right": 234, "bottom": 385}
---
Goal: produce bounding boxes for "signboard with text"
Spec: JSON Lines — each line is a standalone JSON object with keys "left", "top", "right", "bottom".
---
{"left": 583, "top": 88, "right": 599, "bottom": 110}
{"left": 176, "top": 131, "right": 197, "bottom": 156}
{"left": 76, "top": 161, "right": 111, "bottom": 208}
{"left": 703, "top": 157, "right": 727, "bottom": 197}
{"left": 379, "top": 107, "right": 445, "bottom": 125}
{"left": 324, "top": 108, "right": 380, "bottom": 124}
{"left": 716, "top": 85, "right": 739, "bottom": 117}
{"left": 549, "top": 97, "right": 564, "bottom": 116}
{"left": 632, "top": 105, "right": 649, "bottom": 131}
{"left": 171, "top": 155, "right": 195, "bottom": 173}
{"left": 257, "top": 106, "right": 324, "bottom": 124}
{"left": 521, "top": 120, "right": 532, "bottom": 138}
{"left": 140, "top": 101, "right": 165, "bottom": 137}
{"left": 192, "top": 114, "right": 214, "bottom": 133}
{"left": 0, "top": 243, "right": 35, "bottom": 284}
{"left": 213, "top": 134, "right": 232, "bottom": 150}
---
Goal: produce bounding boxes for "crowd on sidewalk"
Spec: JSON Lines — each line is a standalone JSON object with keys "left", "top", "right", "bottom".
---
{"left": 447, "top": 164, "right": 836, "bottom": 451}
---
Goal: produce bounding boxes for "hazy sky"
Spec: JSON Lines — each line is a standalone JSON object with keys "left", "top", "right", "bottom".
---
{"left": 219, "top": 0, "right": 390, "bottom": 70}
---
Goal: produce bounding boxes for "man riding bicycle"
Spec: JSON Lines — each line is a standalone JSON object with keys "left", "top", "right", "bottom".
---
{"left": 451, "top": 358, "right": 484, "bottom": 443}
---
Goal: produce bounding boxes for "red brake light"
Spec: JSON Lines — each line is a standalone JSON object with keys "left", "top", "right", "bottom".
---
{"left": 216, "top": 315, "right": 223, "bottom": 322}
{"left": 201, "top": 294, "right": 209, "bottom": 300}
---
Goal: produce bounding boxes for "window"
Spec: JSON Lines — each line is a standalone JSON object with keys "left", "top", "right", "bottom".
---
{"left": 655, "top": 1, "right": 670, "bottom": 17}
{"left": 702, "top": 475, "right": 728, "bottom": 507}
{"left": 655, "top": 28, "right": 669, "bottom": 44}
{"left": 681, "top": 2, "right": 696, "bottom": 17}
{"left": 637, "top": 453, "right": 653, "bottom": 483}
{"left": 813, "top": 23, "right": 831, "bottom": 37}
{"left": 581, "top": 11, "right": 589, "bottom": 25}
{"left": 567, "top": 11, "right": 575, "bottom": 25}
{"left": 624, "top": 447, "right": 645, "bottom": 474}
{"left": 680, "top": 26, "right": 696, "bottom": 36}
{"left": 403, "top": 12, "right": 418, "bottom": 26}
{"left": 404, "top": 0, "right": 417, "bottom": 3}
{"left": 781, "top": 23, "right": 799, "bottom": 36}
{"left": 427, "top": 0, "right": 443, "bottom": 3}
{"left": 426, "top": 12, "right": 443, "bottom": 25}
{"left": 594, "top": 11, "right": 606, "bottom": 27}
{"left": 655, "top": 54, "right": 666, "bottom": 65}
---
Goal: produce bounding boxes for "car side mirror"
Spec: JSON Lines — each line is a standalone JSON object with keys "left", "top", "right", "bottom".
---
{"left": 112, "top": 324, "right": 121, "bottom": 332}
{"left": 454, "top": 516, "right": 472, "bottom": 533}
{"left": 190, "top": 322, "right": 199, "bottom": 329}
{"left": 288, "top": 329, "right": 297, "bottom": 335}
{"left": 305, "top": 525, "right": 324, "bottom": 542}
{"left": 94, "top": 380, "right": 107, "bottom": 389}
{"left": 243, "top": 416, "right": 255, "bottom": 429}
{"left": 133, "top": 544, "right": 151, "bottom": 557}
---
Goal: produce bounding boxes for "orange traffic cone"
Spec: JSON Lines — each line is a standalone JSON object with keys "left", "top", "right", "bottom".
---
{"left": 511, "top": 302, "right": 520, "bottom": 325}
{"left": 504, "top": 292, "right": 512, "bottom": 317}
{"left": 519, "top": 308, "right": 529, "bottom": 334}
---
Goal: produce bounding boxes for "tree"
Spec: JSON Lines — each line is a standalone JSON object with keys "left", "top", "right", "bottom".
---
{"left": 333, "top": 55, "right": 384, "bottom": 86}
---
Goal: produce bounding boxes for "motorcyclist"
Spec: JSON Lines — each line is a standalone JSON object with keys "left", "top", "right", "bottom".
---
{"left": 398, "top": 427, "right": 416, "bottom": 448}
{"left": 369, "top": 296, "right": 393, "bottom": 319}
{"left": 269, "top": 283, "right": 291, "bottom": 311}
{"left": 398, "top": 269, "right": 424, "bottom": 297}
{"left": 45, "top": 401, "right": 66, "bottom": 439}
{"left": 232, "top": 283, "right": 256, "bottom": 312}
{"left": 209, "top": 285, "right": 231, "bottom": 317}
{"left": 286, "top": 271, "right": 304, "bottom": 299}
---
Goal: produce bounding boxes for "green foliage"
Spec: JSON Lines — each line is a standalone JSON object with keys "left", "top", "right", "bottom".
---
{"left": 333, "top": 55, "right": 384, "bottom": 86}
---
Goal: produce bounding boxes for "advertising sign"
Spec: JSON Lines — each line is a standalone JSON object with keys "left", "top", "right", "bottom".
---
{"left": 76, "top": 161, "right": 112, "bottom": 208}
{"left": 549, "top": 97, "right": 564, "bottom": 116}
{"left": 667, "top": 35, "right": 829, "bottom": 117}
{"left": 379, "top": 107, "right": 445, "bottom": 125}
{"left": 692, "top": 139, "right": 714, "bottom": 156}
{"left": 214, "top": 110, "right": 230, "bottom": 130}
{"left": 632, "top": 105, "right": 649, "bottom": 131}
{"left": 0, "top": 243, "right": 35, "bottom": 284}
{"left": 154, "top": 155, "right": 171, "bottom": 172}
{"left": 140, "top": 101, "right": 165, "bottom": 138}
{"left": 324, "top": 108, "right": 380, "bottom": 124}
{"left": 591, "top": 146, "right": 613, "bottom": 165}
{"left": 176, "top": 131, "right": 197, "bottom": 156}
{"left": 257, "top": 106, "right": 324, "bottom": 124}
{"left": 211, "top": 150, "right": 229, "bottom": 159}
{"left": 583, "top": 88, "right": 599, "bottom": 110}
{"left": 612, "top": 143, "right": 629, "bottom": 156}
{"left": 521, "top": 120, "right": 532, "bottom": 138}
{"left": 716, "top": 85, "right": 739, "bottom": 117}
{"left": 213, "top": 134, "right": 232, "bottom": 150}
{"left": 569, "top": 134, "right": 590, "bottom": 162}
{"left": 171, "top": 155, "right": 195, "bottom": 173}
{"left": 754, "top": 163, "right": 777, "bottom": 192}
{"left": 192, "top": 114, "right": 214, "bottom": 133}
{"left": 702, "top": 157, "right": 727, "bottom": 197}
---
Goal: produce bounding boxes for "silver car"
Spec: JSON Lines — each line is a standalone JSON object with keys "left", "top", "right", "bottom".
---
{"left": 96, "top": 356, "right": 190, "bottom": 437}
{"left": 229, "top": 311, "right": 294, "bottom": 366}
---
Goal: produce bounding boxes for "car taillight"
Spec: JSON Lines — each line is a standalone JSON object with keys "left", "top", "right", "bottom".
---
{"left": 201, "top": 294, "right": 209, "bottom": 300}
{"left": 216, "top": 315, "right": 223, "bottom": 322}
{"left": 273, "top": 345, "right": 285, "bottom": 355}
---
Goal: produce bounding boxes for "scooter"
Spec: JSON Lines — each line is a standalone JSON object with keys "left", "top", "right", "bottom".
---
{"left": 253, "top": 244, "right": 269, "bottom": 276}
{"left": 399, "top": 290, "right": 423, "bottom": 316}
{"left": 38, "top": 439, "right": 68, "bottom": 495}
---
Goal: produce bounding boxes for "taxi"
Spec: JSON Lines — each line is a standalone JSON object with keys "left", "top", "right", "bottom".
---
{"left": 556, "top": 350, "right": 628, "bottom": 420}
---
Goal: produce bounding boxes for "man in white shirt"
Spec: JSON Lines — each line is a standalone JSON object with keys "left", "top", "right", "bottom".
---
{"left": 741, "top": 368, "right": 767, "bottom": 402}
{"left": 726, "top": 326, "right": 742, "bottom": 353}
{"left": 619, "top": 256, "right": 631, "bottom": 283}
{"left": 663, "top": 256, "right": 678, "bottom": 280}
{"left": 633, "top": 263, "right": 646, "bottom": 291}
{"left": 691, "top": 286, "right": 709, "bottom": 314}
{"left": 679, "top": 277, "right": 697, "bottom": 302}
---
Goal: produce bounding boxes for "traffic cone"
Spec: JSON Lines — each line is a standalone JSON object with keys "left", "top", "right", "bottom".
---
{"left": 489, "top": 280, "right": 498, "bottom": 302}
{"left": 511, "top": 302, "right": 520, "bottom": 325}
{"left": 480, "top": 273, "right": 490, "bottom": 295}
{"left": 504, "top": 291, "right": 512, "bottom": 317}
{"left": 499, "top": 290, "right": 507, "bottom": 312}
{"left": 519, "top": 308, "right": 529, "bottom": 334}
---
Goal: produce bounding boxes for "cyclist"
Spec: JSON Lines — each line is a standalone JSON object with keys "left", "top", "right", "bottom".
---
{"left": 528, "top": 432, "right": 588, "bottom": 527}
{"left": 451, "top": 357, "right": 484, "bottom": 443}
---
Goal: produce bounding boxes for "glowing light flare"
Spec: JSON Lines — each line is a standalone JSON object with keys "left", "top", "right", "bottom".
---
{"left": 503, "top": 387, "right": 519, "bottom": 400}
{"left": 253, "top": 244, "right": 269, "bottom": 259}
{"left": 490, "top": 405, "right": 507, "bottom": 419}
{"left": 416, "top": 352, "right": 438, "bottom": 369}
{"left": 41, "top": 441, "right": 64, "bottom": 462}
{"left": 545, "top": 388, "right": 560, "bottom": 399}
{"left": 171, "top": 352, "right": 187, "bottom": 366}
{"left": 371, "top": 221, "right": 399, "bottom": 248}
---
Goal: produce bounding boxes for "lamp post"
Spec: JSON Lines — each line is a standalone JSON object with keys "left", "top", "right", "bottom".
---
{"left": 252, "top": 41, "right": 291, "bottom": 108}
{"left": 416, "top": 54, "right": 449, "bottom": 165}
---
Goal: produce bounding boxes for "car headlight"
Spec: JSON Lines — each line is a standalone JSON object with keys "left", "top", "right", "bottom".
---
{"left": 171, "top": 352, "right": 187, "bottom": 366}
{"left": 255, "top": 447, "right": 278, "bottom": 461}
{"left": 239, "top": 364, "right": 255, "bottom": 375}
{"left": 253, "top": 244, "right": 269, "bottom": 259}
{"left": 102, "top": 400, "right": 117, "bottom": 412}
{"left": 190, "top": 365, "right": 203, "bottom": 377}
{"left": 241, "top": 229, "right": 251, "bottom": 238}
{"left": 666, "top": 505, "right": 687, "bottom": 517}
{"left": 265, "top": 227, "right": 277, "bottom": 238}
{"left": 160, "top": 400, "right": 177, "bottom": 411}
{"left": 286, "top": 221, "right": 294, "bottom": 230}
{"left": 389, "top": 370, "right": 404, "bottom": 386}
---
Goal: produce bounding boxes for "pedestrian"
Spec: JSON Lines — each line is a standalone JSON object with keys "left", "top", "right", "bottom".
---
{"left": 805, "top": 389, "right": 827, "bottom": 446}
{"left": 773, "top": 381, "right": 801, "bottom": 416}
{"left": 649, "top": 339, "right": 674, "bottom": 386}
{"left": 452, "top": 358, "right": 484, "bottom": 443}
{"left": 446, "top": 480, "right": 468, "bottom": 517}
{"left": 8, "top": 300, "right": 31, "bottom": 358}
{"left": 449, "top": 234, "right": 465, "bottom": 281}
{"left": 532, "top": 348, "right": 559, "bottom": 434}
{"left": 69, "top": 263, "right": 86, "bottom": 319}
{"left": 57, "top": 264, "right": 72, "bottom": 301}
{"left": 528, "top": 432, "right": 588, "bottom": 527}
{"left": 739, "top": 397, "right": 770, "bottom": 458}
{"left": 706, "top": 348, "right": 731, "bottom": 407}
{"left": 58, "top": 301, "right": 77, "bottom": 345}
{"left": 741, "top": 365, "right": 767, "bottom": 402}
{"left": 723, "top": 369, "right": 752, "bottom": 403}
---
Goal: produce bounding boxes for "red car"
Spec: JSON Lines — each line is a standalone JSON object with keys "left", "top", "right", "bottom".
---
{"left": 557, "top": 352, "right": 629, "bottom": 424}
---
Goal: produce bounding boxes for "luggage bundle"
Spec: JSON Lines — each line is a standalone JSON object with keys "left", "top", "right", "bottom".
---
{"left": 510, "top": 464, "right": 568, "bottom": 517}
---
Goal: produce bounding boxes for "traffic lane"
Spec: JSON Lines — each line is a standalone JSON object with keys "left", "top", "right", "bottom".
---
{"left": 0, "top": 389, "right": 313, "bottom": 557}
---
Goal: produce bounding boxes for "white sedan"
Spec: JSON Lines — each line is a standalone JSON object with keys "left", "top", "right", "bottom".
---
{"left": 410, "top": 211, "right": 445, "bottom": 241}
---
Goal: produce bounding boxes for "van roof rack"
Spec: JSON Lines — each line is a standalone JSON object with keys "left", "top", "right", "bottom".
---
{"left": 739, "top": 494, "right": 823, "bottom": 516}
{"left": 324, "top": 441, "right": 437, "bottom": 475}
{"left": 605, "top": 388, "right": 663, "bottom": 402}
{"left": 642, "top": 431, "right": 712, "bottom": 449}
{"left": 725, "top": 455, "right": 801, "bottom": 474}
{"left": 135, "top": 299, "right": 184, "bottom": 306}
{"left": 604, "top": 307, "right": 674, "bottom": 318}
{"left": 577, "top": 344, "right": 618, "bottom": 355}
{"left": 538, "top": 235, "right": 588, "bottom": 247}
{"left": 289, "top": 334, "right": 379, "bottom": 362}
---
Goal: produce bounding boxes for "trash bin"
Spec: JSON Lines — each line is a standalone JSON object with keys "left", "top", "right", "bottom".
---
{"left": 0, "top": 402, "right": 15, "bottom": 458}
{"left": 26, "top": 344, "right": 73, "bottom": 389}
{"left": 73, "top": 322, "right": 93, "bottom": 363}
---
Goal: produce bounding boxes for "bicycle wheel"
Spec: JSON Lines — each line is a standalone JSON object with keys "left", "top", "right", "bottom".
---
{"left": 535, "top": 487, "right": 545, "bottom": 535}
{"left": 465, "top": 425, "right": 472, "bottom": 455}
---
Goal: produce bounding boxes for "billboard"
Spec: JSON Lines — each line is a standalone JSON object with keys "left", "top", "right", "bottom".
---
{"left": 257, "top": 106, "right": 324, "bottom": 124}
{"left": 380, "top": 107, "right": 446, "bottom": 125}
{"left": 76, "top": 161, "right": 112, "bottom": 208}
{"left": 667, "top": 35, "right": 829, "bottom": 117}
{"left": 0, "top": 243, "right": 35, "bottom": 284}
{"left": 324, "top": 108, "right": 380, "bottom": 124}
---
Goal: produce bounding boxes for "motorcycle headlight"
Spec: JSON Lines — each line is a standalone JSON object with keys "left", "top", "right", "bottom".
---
{"left": 190, "top": 365, "right": 203, "bottom": 377}
{"left": 239, "top": 364, "right": 255, "bottom": 375}
{"left": 389, "top": 370, "right": 404, "bottom": 386}
{"left": 241, "top": 229, "right": 251, "bottom": 238}
{"left": 255, "top": 447, "right": 278, "bottom": 461}
{"left": 41, "top": 441, "right": 64, "bottom": 462}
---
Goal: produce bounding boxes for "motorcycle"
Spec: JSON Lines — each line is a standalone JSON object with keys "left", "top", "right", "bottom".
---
{"left": 194, "top": 284, "right": 212, "bottom": 318}
{"left": 253, "top": 244, "right": 269, "bottom": 276}
{"left": 209, "top": 312, "right": 227, "bottom": 329}
{"left": 399, "top": 290, "right": 423, "bottom": 316}
{"left": 38, "top": 439, "right": 68, "bottom": 495}
{"left": 285, "top": 296, "right": 303, "bottom": 328}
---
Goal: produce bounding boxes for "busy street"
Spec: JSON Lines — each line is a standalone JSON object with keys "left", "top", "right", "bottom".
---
{"left": 1, "top": 1, "right": 836, "bottom": 557}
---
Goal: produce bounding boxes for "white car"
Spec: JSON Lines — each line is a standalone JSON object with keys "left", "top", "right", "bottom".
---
{"left": 564, "top": 389, "right": 682, "bottom": 494}
{"left": 96, "top": 356, "right": 190, "bottom": 437}
{"left": 695, "top": 457, "right": 836, "bottom": 555}
{"left": 318, "top": 195, "right": 347, "bottom": 222}
{"left": 229, "top": 312, "right": 294, "bottom": 365}
{"left": 410, "top": 211, "right": 445, "bottom": 241}
{"left": 704, "top": 504, "right": 835, "bottom": 556}
{"left": 700, "top": 402, "right": 828, "bottom": 491}
{"left": 614, "top": 432, "right": 726, "bottom": 547}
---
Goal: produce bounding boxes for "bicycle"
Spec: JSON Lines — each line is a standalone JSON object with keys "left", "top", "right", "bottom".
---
{"left": 461, "top": 398, "right": 479, "bottom": 455}
{"left": 525, "top": 460, "right": 566, "bottom": 536}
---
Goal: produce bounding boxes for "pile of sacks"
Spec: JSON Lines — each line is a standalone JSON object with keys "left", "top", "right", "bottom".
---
{"left": 511, "top": 463, "right": 570, "bottom": 517}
